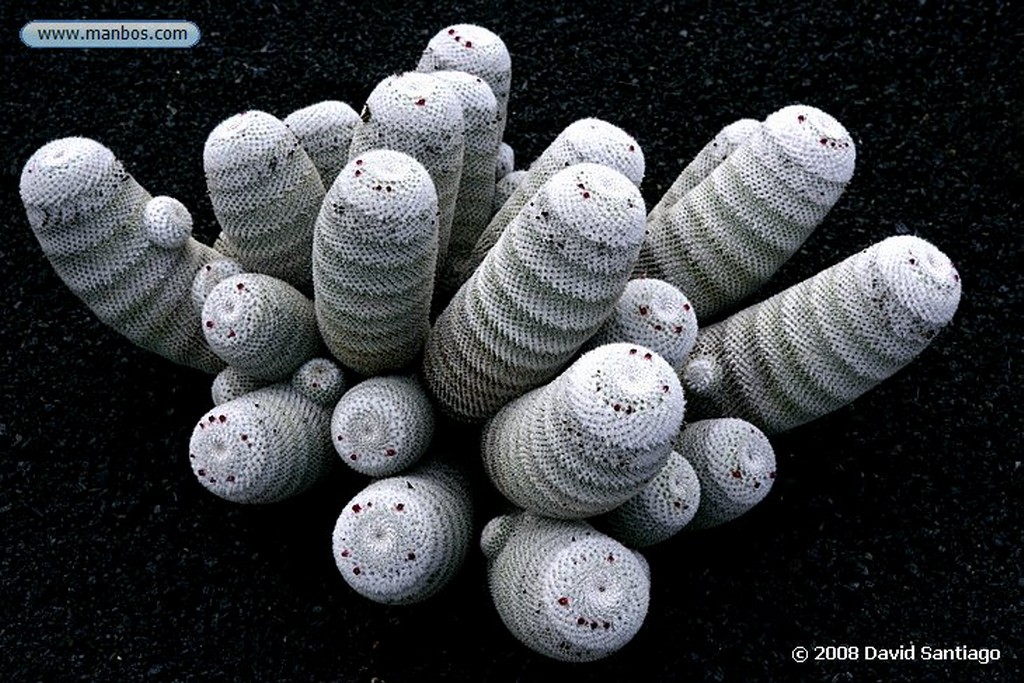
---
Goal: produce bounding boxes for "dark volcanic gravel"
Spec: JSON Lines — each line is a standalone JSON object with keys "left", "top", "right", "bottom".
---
{"left": 1, "top": 1, "right": 1020, "bottom": 681}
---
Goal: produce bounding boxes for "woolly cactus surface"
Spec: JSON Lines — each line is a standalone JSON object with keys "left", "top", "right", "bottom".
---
{"left": 423, "top": 162, "right": 646, "bottom": 422}
{"left": 187, "top": 359, "right": 344, "bottom": 504}
{"left": 682, "top": 235, "right": 961, "bottom": 433}
{"left": 482, "top": 513, "right": 651, "bottom": 662}
{"left": 637, "top": 104, "right": 856, "bottom": 320}
{"left": 332, "top": 461, "right": 473, "bottom": 605}
{"left": 482, "top": 343, "right": 685, "bottom": 518}
{"left": 204, "top": 110, "right": 325, "bottom": 290}
{"left": 331, "top": 376, "right": 435, "bottom": 477}
{"left": 20, "top": 137, "right": 225, "bottom": 373}
{"left": 313, "top": 149, "right": 439, "bottom": 375}
{"left": 283, "top": 100, "right": 361, "bottom": 188}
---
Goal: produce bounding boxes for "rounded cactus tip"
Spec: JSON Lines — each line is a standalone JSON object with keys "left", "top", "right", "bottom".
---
{"left": 191, "top": 258, "right": 246, "bottom": 315}
{"left": 875, "top": 235, "right": 961, "bottom": 334}
{"left": 764, "top": 104, "right": 856, "bottom": 183}
{"left": 143, "top": 196, "right": 193, "bottom": 249}
{"left": 292, "top": 358, "right": 346, "bottom": 407}
{"left": 20, "top": 137, "right": 116, "bottom": 209}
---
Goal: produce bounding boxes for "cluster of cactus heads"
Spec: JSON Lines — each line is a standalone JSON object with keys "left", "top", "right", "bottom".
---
{"left": 20, "top": 21, "right": 964, "bottom": 665}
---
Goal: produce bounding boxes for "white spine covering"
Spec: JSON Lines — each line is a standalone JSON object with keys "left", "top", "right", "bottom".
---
{"left": 596, "top": 450, "right": 701, "bottom": 547}
{"left": 646, "top": 118, "right": 760, "bottom": 227}
{"left": 348, "top": 71, "right": 464, "bottom": 270}
{"left": 681, "top": 235, "right": 962, "bottom": 433}
{"left": 422, "top": 162, "right": 646, "bottom": 423}
{"left": 331, "top": 376, "right": 435, "bottom": 477}
{"left": 637, "top": 105, "right": 856, "bottom": 319}
{"left": 210, "top": 366, "right": 266, "bottom": 405}
{"left": 201, "top": 272, "right": 320, "bottom": 382}
{"left": 463, "top": 118, "right": 645, "bottom": 281}
{"left": 284, "top": 100, "right": 361, "bottom": 188}
{"left": 675, "top": 418, "right": 776, "bottom": 529}
{"left": 482, "top": 512, "right": 651, "bottom": 662}
{"left": 20, "top": 137, "right": 225, "bottom": 373}
{"left": 583, "top": 278, "right": 699, "bottom": 369}
{"left": 482, "top": 343, "right": 685, "bottom": 518}
{"left": 493, "top": 169, "right": 527, "bottom": 215}
{"left": 187, "top": 359, "right": 345, "bottom": 504}
{"left": 332, "top": 461, "right": 473, "bottom": 605}
{"left": 313, "top": 149, "right": 439, "bottom": 375}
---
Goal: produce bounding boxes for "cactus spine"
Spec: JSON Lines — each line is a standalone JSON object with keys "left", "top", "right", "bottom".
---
{"left": 20, "top": 137, "right": 225, "bottom": 373}
{"left": 682, "top": 235, "right": 961, "bottom": 433}
{"left": 637, "top": 105, "right": 856, "bottom": 320}
{"left": 313, "top": 149, "right": 439, "bottom": 375}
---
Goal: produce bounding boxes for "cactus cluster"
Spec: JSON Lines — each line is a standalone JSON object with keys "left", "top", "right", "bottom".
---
{"left": 20, "top": 21, "right": 963, "bottom": 666}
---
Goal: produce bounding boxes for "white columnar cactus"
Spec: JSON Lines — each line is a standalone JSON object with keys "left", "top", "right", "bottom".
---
{"left": 331, "top": 461, "right": 473, "bottom": 605}
{"left": 481, "top": 512, "right": 651, "bottom": 663}
{"left": 463, "top": 118, "right": 645, "bottom": 281}
{"left": 430, "top": 70, "right": 502, "bottom": 290}
{"left": 493, "top": 169, "right": 527, "bottom": 215}
{"left": 422, "top": 162, "right": 647, "bottom": 423}
{"left": 187, "top": 358, "right": 345, "bottom": 504}
{"left": 347, "top": 71, "right": 465, "bottom": 270}
{"left": 211, "top": 366, "right": 266, "bottom": 405}
{"left": 190, "top": 258, "right": 245, "bottom": 317}
{"left": 682, "top": 235, "right": 962, "bottom": 433}
{"left": 482, "top": 343, "right": 685, "bottom": 518}
{"left": 313, "top": 149, "right": 439, "bottom": 375}
{"left": 417, "top": 24, "right": 512, "bottom": 143}
{"left": 331, "top": 376, "right": 435, "bottom": 477}
{"left": 636, "top": 104, "right": 856, "bottom": 320}
{"left": 20, "top": 137, "right": 225, "bottom": 373}
{"left": 675, "top": 419, "right": 776, "bottom": 529}
{"left": 284, "top": 100, "right": 361, "bottom": 188}
{"left": 204, "top": 110, "right": 326, "bottom": 290}
{"left": 200, "top": 272, "right": 320, "bottom": 382}
{"left": 582, "top": 278, "right": 699, "bottom": 369}
{"left": 494, "top": 142, "right": 515, "bottom": 180}
{"left": 595, "top": 450, "right": 702, "bottom": 547}
{"left": 646, "top": 118, "right": 760, "bottom": 227}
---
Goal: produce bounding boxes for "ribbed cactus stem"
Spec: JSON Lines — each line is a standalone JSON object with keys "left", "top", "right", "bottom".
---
{"left": 583, "top": 278, "right": 699, "bottom": 368}
{"left": 187, "top": 359, "right": 345, "bottom": 504}
{"left": 417, "top": 24, "right": 511, "bottom": 142}
{"left": 204, "top": 110, "right": 326, "bottom": 290}
{"left": 423, "top": 162, "right": 646, "bottom": 423}
{"left": 646, "top": 118, "right": 760, "bottom": 227}
{"left": 332, "top": 461, "right": 473, "bottom": 605}
{"left": 482, "top": 343, "right": 685, "bottom": 518}
{"left": 284, "top": 100, "right": 361, "bottom": 188}
{"left": 596, "top": 450, "right": 701, "bottom": 547}
{"left": 20, "top": 137, "right": 225, "bottom": 373}
{"left": 463, "top": 118, "right": 644, "bottom": 281}
{"left": 313, "top": 150, "right": 439, "bottom": 375}
{"left": 348, "top": 71, "right": 464, "bottom": 271}
{"left": 682, "top": 235, "right": 961, "bottom": 433}
{"left": 201, "top": 273, "right": 320, "bottom": 382}
{"left": 331, "top": 376, "right": 435, "bottom": 477}
{"left": 482, "top": 512, "right": 651, "bottom": 663}
{"left": 675, "top": 419, "right": 776, "bottom": 529}
{"left": 430, "top": 70, "right": 502, "bottom": 291}
{"left": 637, "top": 104, "right": 856, "bottom": 320}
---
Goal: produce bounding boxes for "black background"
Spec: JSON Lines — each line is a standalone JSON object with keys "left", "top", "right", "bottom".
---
{"left": 1, "top": 1, "right": 1021, "bottom": 681}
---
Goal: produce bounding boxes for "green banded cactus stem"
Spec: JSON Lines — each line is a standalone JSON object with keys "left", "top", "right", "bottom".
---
{"left": 201, "top": 272, "right": 320, "bottom": 382}
{"left": 423, "top": 162, "right": 646, "bottom": 423}
{"left": 681, "top": 235, "right": 962, "bottom": 433}
{"left": 481, "top": 343, "right": 685, "bottom": 518}
{"left": 20, "top": 136, "right": 225, "bottom": 373}
{"left": 646, "top": 118, "right": 760, "bottom": 227}
{"left": 204, "top": 110, "right": 326, "bottom": 290}
{"left": 187, "top": 358, "right": 345, "bottom": 504}
{"left": 463, "top": 118, "right": 644, "bottom": 282}
{"left": 332, "top": 461, "right": 473, "bottom": 604}
{"left": 347, "top": 71, "right": 464, "bottom": 271}
{"left": 284, "top": 100, "right": 361, "bottom": 188}
{"left": 595, "top": 450, "right": 702, "bottom": 547}
{"left": 583, "top": 278, "right": 699, "bottom": 368}
{"left": 331, "top": 376, "right": 435, "bottom": 477}
{"left": 637, "top": 104, "right": 856, "bottom": 320}
{"left": 675, "top": 419, "right": 776, "bottom": 529}
{"left": 313, "top": 149, "right": 439, "bottom": 375}
{"left": 482, "top": 512, "right": 651, "bottom": 662}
